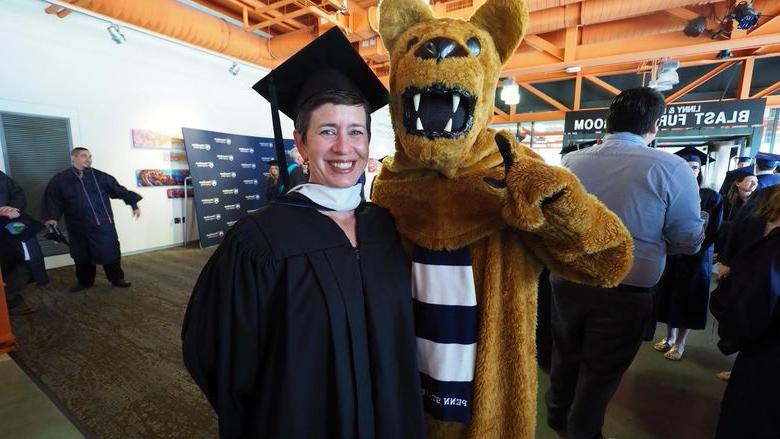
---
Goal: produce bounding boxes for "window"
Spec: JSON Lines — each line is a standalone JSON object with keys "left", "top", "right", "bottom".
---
{"left": 1, "top": 112, "right": 72, "bottom": 256}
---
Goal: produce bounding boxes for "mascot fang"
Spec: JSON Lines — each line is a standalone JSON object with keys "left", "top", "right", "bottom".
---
{"left": 373, "top": 0, "right": 635, "bottom": 437}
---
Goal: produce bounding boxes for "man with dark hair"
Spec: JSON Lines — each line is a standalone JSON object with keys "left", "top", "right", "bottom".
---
{"left": 42, "top": 147, "right": 142, "bottom": 292}
{"left": 0, "top": 171, "right": 48, "bottom": 315}
{"left": 547, "top": 87, "right": 705, "bottom": 438}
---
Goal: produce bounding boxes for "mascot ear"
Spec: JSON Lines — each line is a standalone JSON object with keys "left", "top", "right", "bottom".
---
{"left": 379, "top": 0, "right": 433, "bottom": 52}
{"left": 469, "top": 0, "right": 529, "bottom": 64}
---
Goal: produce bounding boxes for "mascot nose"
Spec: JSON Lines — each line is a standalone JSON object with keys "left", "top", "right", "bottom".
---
{"left": 415, "top": 37, "right": 469, "bottom": 62}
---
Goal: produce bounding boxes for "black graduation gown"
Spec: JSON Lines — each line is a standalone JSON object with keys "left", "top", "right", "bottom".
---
{"left": 0, "top": 171, "right": 48, "bottom": 285}
{"left": 656, "top": 188, "right": 723, "bottom": 329}
{"left": 713, "top": 216, "right": 780, "bottom": 439}
{"left": 41, "top": 168, "right": 142, "bottom": 265}
{"left": 181, "top": 195, "right": 425, "bottom": 439}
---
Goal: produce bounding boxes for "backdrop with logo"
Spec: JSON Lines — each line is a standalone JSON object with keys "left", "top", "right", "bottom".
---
{"left": 182, "top": 127, "right": 293, "bottom": 248}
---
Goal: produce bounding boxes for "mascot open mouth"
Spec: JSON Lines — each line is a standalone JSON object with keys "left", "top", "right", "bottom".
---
{"left": 402, "top": 84, "right": 475, "bottom": 139}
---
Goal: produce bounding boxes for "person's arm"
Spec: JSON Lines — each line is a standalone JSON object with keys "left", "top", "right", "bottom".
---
{"left": 182, "top": 220, "right": 279, "bottom": 438}
{"left": 702, "top": 191, "right": 724, "bottom": 250}
{"left": 2, "top": 172, "right": 27, "bottom": 211}
{"left": 663, "top": 163, "right": 705, "bottom": 255}
{"left": 497, "top": 132, "right": 633, "bottom": 287}
{"left": 41, "top": 176, "right": 64, "bottom": 227}
{"left": 103, "top": 172, "right": 143, "bottom": 215}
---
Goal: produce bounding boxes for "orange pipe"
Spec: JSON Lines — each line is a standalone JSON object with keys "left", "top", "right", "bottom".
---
{"left": 0, "top": 271, "right": 16, "bottom": 355}
{"left": 75, "top": 0, "right": 316, "bottom": 67}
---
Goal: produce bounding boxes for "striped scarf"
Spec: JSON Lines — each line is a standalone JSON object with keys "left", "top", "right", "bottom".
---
{"left": 412, "top": 245, "right": 478, "bottom": 423}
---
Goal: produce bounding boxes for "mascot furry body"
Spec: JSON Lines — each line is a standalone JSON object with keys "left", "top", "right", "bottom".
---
{"left": 373, "top": 0, "right": 634, "bottom": 436}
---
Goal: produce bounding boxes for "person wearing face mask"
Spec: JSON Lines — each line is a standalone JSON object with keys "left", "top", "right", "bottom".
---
{"left": 653, "top": 147, "right": 723, "bottom": 361}
{"left": 181, "top": 29, "right": 425, "bottom": 439}
{"left": 41, "top": 147, "right": 142, "bottom": 292}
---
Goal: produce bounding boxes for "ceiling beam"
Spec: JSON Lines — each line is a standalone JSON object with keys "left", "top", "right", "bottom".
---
{"left": 665, "top": 61, "right": 737, "bottom": 104}
{"left": 519, "top": 83, "right": 570, "bottom": 111}
{"left": 749, "top": 15, "right": 780, "bottom": 37}
{"left": 492, "top": 110, "right": 566, "bottom": 124}
{"left": 737, "top": 58, "right": 754, "bottom": 99}
{"left": 564, "top": 26, "right": 577, "bottom": 63}
{"left": 248, "top": 5, "right": 311, "bottom": 32}
{"left": 752, "top": 81, "right": 780, "bottom": 99}
{"left": 584, "top": 75, "right": 621, "bottom": 96}
{"left": 525, "top": 35, "right": 564, "bottom": 61}
{"left": 665, "top": 7, "right": 699, "bottom": 22}
{"left": 503, "top": 30, "right": 780, "bottom": 77}
{"left": 494, "top": 107, "right": 510, "bottom": 121}
{"left": 573, "top": 72, "right": 582, "bottom": 110}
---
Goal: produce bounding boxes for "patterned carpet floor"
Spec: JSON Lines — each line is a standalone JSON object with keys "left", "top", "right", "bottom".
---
{"left": 9, "top": 246, "right": 218, "bottom": 439}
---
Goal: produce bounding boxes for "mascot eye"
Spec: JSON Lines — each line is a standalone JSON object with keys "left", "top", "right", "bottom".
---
{"left": 466, "top": 37, "right": 481, "bottom": 56}
{"left": 406, "top": 37, "right": 419, "bottom": 52}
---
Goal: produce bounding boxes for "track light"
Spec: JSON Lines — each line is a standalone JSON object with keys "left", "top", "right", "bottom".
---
{"left": 683, "top": 16, "right": 707, "bottom": 37}
{"left": 500, "top": 78, "right": 520, "bottom": 105}
{"left": 732, "top": 1, "right": 760, "bottom": 30}
{"left": 107, "top": 23, "right": 125, "bottom": 44}
{"left": 229, "top": 62, "right": 240, "bottom": 76}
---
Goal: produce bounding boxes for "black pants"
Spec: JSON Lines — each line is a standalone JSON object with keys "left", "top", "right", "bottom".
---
{"left": 3, "top": 262, "right": 31, "bottom": 308}
{"left": 546, "top": 275, "right": 653, "bottom": 439}
{"left": 75, "top": 261, "right": 125, "bottom": 286}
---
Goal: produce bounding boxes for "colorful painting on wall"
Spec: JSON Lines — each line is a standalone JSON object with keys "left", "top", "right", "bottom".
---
{"left": 166, "top": 188, "right": 194, "bottom": 199}
{"left": 132, "top": 129, "right": 185, "bottom": 149}
{"left": 163, "top": 151, "right": 188, "bottom": 164}
{"left": 135, "top": 169, "right": 190, "bottom": 187}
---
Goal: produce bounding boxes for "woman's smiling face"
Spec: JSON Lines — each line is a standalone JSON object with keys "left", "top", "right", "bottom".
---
{"left": 294, "top": 103, "right": 369, "bottom": 188}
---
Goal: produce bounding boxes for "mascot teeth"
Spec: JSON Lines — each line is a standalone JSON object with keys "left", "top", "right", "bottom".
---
{"left": 403, "top": 85, "right": 474, "bottom": 139}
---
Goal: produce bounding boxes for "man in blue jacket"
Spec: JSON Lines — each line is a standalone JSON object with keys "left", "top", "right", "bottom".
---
{"left": 0, "top": 171, "right": 48, "bottom": 315}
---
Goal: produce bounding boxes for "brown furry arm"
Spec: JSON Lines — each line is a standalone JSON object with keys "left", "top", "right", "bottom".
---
{"left": 501, "top": 149, "right": 633, "bottom": 287}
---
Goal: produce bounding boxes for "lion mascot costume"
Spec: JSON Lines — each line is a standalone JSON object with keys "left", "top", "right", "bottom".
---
{"left": 372, "top": 0, "right": 634, "bottom": 436}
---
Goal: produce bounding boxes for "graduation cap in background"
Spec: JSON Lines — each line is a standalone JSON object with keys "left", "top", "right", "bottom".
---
{"left": 755, "top": 152, "right": 779, "bottom": 168}
{"left": 0, "top": 212, "right": 44, "bottom": 242}
{"left": 44, "top": 225, "right": 69, "bottom": 246}
{"left": 252, "top": 28, "right": 388, "bottom": 188}
{"left": 266, "top": 159, "right": 280, "bottom": 167}
{"left": 675, "top": 146, "right": 715, "bottom": 164}
{"left": 560, "top": 140, "right": 597, "bottom": 156}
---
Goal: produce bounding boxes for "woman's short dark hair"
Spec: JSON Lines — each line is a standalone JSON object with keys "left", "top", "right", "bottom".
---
{"left": 606, "top": 87, "right": 666, "bottom": 136}
{"left": 294, "top": 90, "right": 371, "bottom": 140}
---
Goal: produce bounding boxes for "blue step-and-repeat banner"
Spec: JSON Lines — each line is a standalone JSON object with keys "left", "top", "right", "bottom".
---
{"left": 182, "top": 127, "right": 293, "bottom": 248}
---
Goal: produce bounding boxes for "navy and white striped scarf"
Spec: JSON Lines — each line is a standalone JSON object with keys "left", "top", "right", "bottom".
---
{"left": 412, "top": 245, "right": 478, "bottom": 423}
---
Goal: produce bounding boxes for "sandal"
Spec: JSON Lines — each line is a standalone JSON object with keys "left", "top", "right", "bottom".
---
{"left": 653, "top": 338, "right": 674, "bottom": 352}
{"left": 664, "top": 345, "right": 684, "bottom": 361}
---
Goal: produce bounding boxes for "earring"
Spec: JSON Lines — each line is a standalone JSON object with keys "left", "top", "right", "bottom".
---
{"left": 303, "top": 159, "right": 309, "bottom": 167}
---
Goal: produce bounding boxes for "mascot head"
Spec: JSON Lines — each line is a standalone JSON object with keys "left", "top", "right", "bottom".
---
{"left": 379, "top": 0, "right": 528, "bottom": 175}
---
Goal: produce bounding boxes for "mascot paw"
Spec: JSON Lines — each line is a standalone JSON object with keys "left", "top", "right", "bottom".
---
{"left": 488, "top": 133, "right": 575, "bottom": 231}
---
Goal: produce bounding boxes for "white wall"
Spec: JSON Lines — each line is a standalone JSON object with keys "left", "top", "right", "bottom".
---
{"left": 1, "top": 0, "right": 395, "bottom": 266}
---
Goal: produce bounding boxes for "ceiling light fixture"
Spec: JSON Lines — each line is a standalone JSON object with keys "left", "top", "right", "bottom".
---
{"left": 716, "top": 49, "right": 732, "bottom": 60}
{"left": 732, "top": 1, "right": 760, "bottom": 30}
{"left": 500, "top": 78, "right": 520, "bottom": 105}
{"left": 107, "top": 23, "right": 125, "bottom": 44}
{"left": 683, "top": 16, "right": 708, "bottom": 37}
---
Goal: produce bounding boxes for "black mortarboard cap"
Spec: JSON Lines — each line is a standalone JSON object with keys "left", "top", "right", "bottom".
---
{"left": 736, "top": 156, "right": 752, "bottom": 163}
{"left": 755, "top": 152, "right": 779, "bottom": 168}
{"left": 252, "top": 28, "right": 388, "bottom": 121}
{"left": 675, "top": 146, "right": 714, "bottom": 164}
{"left": 266, "top": 159, "right": 279, "bottom": 167}
{"left": 0, "top": 212, "right": 44, "bottom": 242}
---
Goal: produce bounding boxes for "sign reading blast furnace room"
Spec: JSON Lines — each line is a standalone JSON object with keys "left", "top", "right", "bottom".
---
{"left": 564, "top": 98, "right": 766, "bottom": 134}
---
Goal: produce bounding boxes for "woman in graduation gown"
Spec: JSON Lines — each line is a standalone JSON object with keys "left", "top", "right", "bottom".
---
{"left": 712, "top": 184, "right": 780, "bottom": 438}
{"left": 182, "top": 29, "right": 425, "bottom": 439}
{"left": 654, "top": 147, "right": 723, "bottom": 360}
